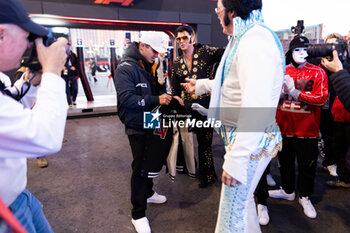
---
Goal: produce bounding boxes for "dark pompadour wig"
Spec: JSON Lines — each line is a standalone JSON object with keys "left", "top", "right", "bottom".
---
{"left": 174, "top": 25, "right": 195, "bottom": 38}
{"left": 222, "top": 0, "right": 262, "bottom": 22}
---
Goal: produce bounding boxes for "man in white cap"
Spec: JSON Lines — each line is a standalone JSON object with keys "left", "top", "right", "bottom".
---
{"left": 114, "top": 31, "right": 173, "bottom": 233}
{"left": 0, "top": 0, "right": 68, "bottom": 232}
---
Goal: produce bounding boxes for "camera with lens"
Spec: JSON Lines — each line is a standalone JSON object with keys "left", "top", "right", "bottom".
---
{"left": 306, "top": 40, "right": 348, "bottom": 61}
{"left": 21, "top": 35, "right": 57, "bottom": 72}
{"left": 290, "top": 20, "right": 348, "bottom": 61}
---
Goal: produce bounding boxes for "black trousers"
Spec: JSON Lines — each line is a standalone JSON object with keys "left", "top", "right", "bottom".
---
{"left": 196, "top": 127, "right": 216, "bottom": 183}
{"left": 70, "top": 76, "right": 78, "bottom": 102}
{"left": 320, "top": 109, "right": 336, "bottom": 166}
{"left": 278, "top": 137, "right": 318, "bottom": 197}
{"left": 333, "top": 122, "right": 350, "bottom": 183}
{"left": 128, "top": 134, "right": 155, "bottom": 220}
{"left": 62, "top": 76, "right": 72, "bottom": 105}
{"left": 255, "top": 163, "right": 270, "bottom": 206}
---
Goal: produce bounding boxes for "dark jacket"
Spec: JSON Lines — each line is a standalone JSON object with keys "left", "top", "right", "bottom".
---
{"left": 114, "top": 42, "right": 160, "bottom": 129}
{"left": 330, "top": 69, "right": 350, "bottom": 112}
{"left": 69, "top": 51, "right": 79, "bottom": 77}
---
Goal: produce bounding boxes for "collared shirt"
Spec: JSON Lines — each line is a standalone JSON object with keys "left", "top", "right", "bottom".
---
{"left": 0, "top": 72, "right": 67, "bottom": 206}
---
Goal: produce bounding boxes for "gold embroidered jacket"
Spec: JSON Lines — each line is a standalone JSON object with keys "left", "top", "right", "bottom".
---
{"left": 171, "top": 43, "right": 224, "bottom": 109}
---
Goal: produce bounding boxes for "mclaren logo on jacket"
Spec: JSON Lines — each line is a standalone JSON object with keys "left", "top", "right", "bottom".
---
{"left": 136, "top": 83, "right": 148, "bottom": 88}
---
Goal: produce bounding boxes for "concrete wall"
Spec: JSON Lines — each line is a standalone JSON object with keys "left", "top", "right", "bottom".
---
{"left": 19, "top": 0, "right": 228, "bottom": 47}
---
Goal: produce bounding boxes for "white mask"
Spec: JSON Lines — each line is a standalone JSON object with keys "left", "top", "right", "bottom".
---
{"left": 292, "top": 47, "right": 308, "bottom": 64}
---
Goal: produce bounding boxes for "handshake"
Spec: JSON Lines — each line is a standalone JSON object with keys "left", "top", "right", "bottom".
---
{"left": 158, "top": 94, "right": 208, "bottom": 116}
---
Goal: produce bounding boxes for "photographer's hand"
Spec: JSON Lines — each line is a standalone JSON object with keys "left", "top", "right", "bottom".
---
{"left": 321, "top": 50, "right": 343, "bottom": 73}
{"left": 35, "top": 37, "right": 68, "bottom": 76}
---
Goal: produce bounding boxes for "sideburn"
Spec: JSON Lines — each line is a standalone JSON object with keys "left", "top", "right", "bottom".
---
{"left": 224, "top": 11, "right": 231, "bottom": 26}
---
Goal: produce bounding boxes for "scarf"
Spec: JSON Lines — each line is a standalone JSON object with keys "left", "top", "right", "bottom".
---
{"left": 208, "top": 9, "right": 285, "bottom": 133}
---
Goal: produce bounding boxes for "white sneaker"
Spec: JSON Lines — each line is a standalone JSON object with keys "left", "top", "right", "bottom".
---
{"left": 327, "top": 165, "right": 338, "bottom": 177}
{"left": 257, "top": 204, "right": 269, "bottom": 225}
{"left": 147, "top": 192, "right": 167, "bottom": 204}
{"left": 266, "top": 174, "right": 276, "bottom": 186}
{"left": 131, "top": 217, "right": 151, "bottom": 233}
{"left": 268, "top": 187, "right": 295, "bottom": 200}
{"left": 299, "top": 197, "right": 317, "bottom": 219}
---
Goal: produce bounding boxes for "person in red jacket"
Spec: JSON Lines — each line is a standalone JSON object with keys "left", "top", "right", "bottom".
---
{"left": 269, "top": 36, "right": 328, "bottom": 219}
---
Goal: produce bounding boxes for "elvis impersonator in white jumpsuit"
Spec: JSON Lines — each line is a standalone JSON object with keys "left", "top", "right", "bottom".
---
{"left": 183, "top": 2, "right": 285, "bottom": 232}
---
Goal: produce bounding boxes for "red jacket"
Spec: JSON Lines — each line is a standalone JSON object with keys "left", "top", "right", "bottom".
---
{"left": 332, "top": 97, "right": 350, "bottom": 123}
{"left": 277, "top": 63, "right": 328, "bottom": 137}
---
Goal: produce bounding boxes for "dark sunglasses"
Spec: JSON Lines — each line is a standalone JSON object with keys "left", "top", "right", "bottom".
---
{"left": 175, "top": 35, "right": 191, "bottom": 43}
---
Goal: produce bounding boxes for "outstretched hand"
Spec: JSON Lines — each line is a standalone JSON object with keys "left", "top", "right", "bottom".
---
{"left": 173, "top": 96, "right": 184, "bottom": 106}
{"left": 181, "top": 78, "right": 196, "bottom": 93}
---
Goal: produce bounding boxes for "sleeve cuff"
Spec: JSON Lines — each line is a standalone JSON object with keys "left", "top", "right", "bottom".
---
{"left": 150, "top": 95, "right": 159, "bottom": 106}
{"left": 195, "top": 79, "right": 212, "bottom": 96}
{"left": 40, "top": 72, "right": 65, "bottom": 93}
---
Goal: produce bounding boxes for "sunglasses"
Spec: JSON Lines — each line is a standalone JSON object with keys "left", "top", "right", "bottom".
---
{"left": 215, "top": 7, "right": 225, "bottom": 15}
{"left": 175, "top": 35, "right": 191, "bottom": 43}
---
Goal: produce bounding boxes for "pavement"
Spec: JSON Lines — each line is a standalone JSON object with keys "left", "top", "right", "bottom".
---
{"left": 27, "top": 116, "right": 350, "bottom": 233}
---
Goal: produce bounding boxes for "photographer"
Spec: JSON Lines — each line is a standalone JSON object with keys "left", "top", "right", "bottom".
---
{"left": 318, "top": 33, "right": 345, "bottom": 177}
{"left": 322, "top": 50, "right": 350, "bottom": 110}
{"left": 0, "top": 0, "right": 68, "bottom": 232}
{"left": 322, "top": 50, "right": 350, "bottom": 188}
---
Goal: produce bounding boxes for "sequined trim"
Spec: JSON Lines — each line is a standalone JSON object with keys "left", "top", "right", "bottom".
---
{"left": 191, "top": 92, "right": 210, "bottom": 100}
{"left": 220, "top": 123, "right": 282, "bottom": 161}
{"left": 250, "top": 140, "right": 282, "bottom": 160}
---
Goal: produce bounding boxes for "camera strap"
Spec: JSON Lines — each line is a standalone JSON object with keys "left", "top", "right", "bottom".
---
{"left": 0, "top": 79, "right": 31, "bottom": 101}
{"left": 0, "top": 83, "right": 17, "bottom": 100}
{"left": 0, "top": 80, "right": 6, "bottom": 93}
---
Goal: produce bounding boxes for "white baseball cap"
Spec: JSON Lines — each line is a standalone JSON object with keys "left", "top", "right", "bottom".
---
{"left": 139, "top": 31, "right": 167, "bottom": 53}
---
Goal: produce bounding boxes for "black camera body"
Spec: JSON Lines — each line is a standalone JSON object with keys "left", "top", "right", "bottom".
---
{"left": 307, "top": 41, "right": 348, "bottom": 61}
{"left": 21, "top": 36, "right": 57, "bottom": 72}
{"left": 291, "top": 20, "right": 304, "bottom": 36}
